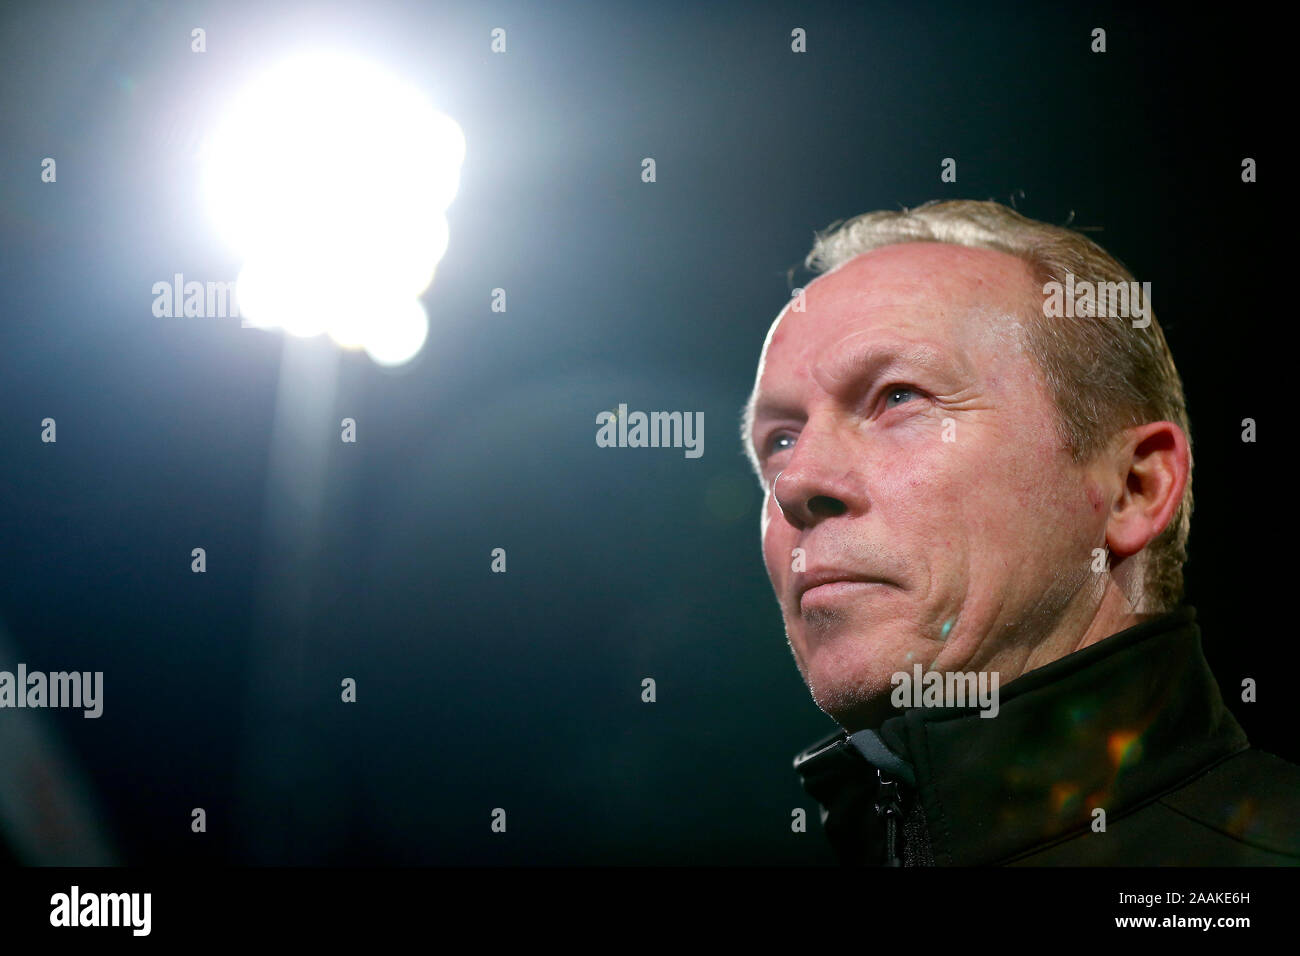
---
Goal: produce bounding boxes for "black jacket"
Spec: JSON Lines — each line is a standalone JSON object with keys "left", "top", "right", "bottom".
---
{"left": 793, "top": 606, "right": 1300, "bottom": 865}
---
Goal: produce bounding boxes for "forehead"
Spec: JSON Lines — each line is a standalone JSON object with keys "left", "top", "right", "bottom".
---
{"left": 754, "top": 241, "right": 1037, "bottom": 394}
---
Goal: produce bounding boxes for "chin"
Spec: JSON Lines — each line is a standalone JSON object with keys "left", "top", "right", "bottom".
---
{"left": 795, "top": 622, "right": 928, "bottom": 722}
{"left": 805, "top": 663, "right": 899, "bottom": 730}
{"left": 815, "top": 688, "right": 895, "bottom": 732}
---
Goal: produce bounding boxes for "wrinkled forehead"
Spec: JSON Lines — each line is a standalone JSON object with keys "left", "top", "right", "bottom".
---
{"left": 752, "top": 243, "right": 1036, "bottom": 390}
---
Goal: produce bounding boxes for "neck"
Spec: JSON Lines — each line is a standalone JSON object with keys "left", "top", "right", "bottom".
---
{"left": 1012, "top": 580, "right": 1151, "bottom": 683}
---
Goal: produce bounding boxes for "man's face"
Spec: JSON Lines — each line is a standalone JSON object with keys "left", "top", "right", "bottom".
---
{"left": 747, "top": 242, "right": 1106, "bottom": 730}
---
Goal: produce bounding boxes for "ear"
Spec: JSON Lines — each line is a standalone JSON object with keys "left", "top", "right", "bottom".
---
{"left": 1105, "top": 421, "right": 1190, "bottom": 559}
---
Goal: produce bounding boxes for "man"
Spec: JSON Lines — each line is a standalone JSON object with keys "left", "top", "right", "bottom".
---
{"left": 742, "top": 199, "right": 1299, "bottom": 865}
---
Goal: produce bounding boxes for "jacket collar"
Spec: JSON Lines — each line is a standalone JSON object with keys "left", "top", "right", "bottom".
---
{"left": 794, "top": 606, "right": 1250, "bottom": 864}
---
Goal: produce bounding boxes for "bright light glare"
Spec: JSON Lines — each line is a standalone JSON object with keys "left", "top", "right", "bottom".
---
{"left": 363, "top": 298, "right": 430, "bottom": 367}
{"left": 203, "top": 50, "right": 464, "bottom": 365}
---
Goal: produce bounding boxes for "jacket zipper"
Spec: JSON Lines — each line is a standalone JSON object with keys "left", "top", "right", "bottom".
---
{"left": 875, "top": 768, "right": 904, "bottom": 866}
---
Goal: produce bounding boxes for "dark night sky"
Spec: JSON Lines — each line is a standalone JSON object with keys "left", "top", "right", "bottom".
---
{"left": 0, "top": 1, "right": 1285, "bottom": 864}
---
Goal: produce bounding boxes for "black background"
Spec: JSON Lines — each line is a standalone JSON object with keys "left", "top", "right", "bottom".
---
{"left": 0, "top": 0, "right": 1286, "bottom": 865}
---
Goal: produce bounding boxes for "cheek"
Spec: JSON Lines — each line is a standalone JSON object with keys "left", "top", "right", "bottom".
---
{"left": 988, "top": 449, "right": 1095, "bottom": 556}
{"left": 1085, "top": 479, "right": 1104, "bottom": 514}
{"left": 894, "top": 427, "right": 1049, "bottom": 559}
{"left": 876, "top": 438, "right": 973, "bottom": 540}
{"left": 760, "top": 498, "right": 785, "bottom": 575}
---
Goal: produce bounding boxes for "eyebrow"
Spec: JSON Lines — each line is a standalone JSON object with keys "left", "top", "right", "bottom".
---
{"left": 742, "top": 395, "right": 800, "bottom": 447}
{"left": 821, "top": 342, "right": 953, "bottom": 393}
{"left": 742, "top": 342, "right": 956, "bottom": 459}
{"left": 740, "top": 393, "right": 784, "bottom": 470}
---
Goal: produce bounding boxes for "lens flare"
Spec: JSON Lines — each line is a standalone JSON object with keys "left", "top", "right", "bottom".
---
{"left": 203, "top": 50, "right": 464, "bottom": 365}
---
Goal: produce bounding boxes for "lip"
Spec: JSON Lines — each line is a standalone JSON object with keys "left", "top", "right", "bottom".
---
{"left": 795, "top": 569, "right": 890, "bottom": 605}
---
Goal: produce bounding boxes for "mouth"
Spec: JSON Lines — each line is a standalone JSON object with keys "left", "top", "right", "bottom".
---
{"left": 795, "top": 570, "right": 891, "bottom": 609}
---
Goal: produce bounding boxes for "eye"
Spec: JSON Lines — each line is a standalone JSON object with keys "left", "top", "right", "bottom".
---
{"left": 764, "top": 431, "right": 797, "bottom": 457}
{"left": 883, "top": 386, "right": 919, "bottom": 409}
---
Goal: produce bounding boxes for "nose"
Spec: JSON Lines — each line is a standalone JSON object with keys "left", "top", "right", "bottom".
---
{"left": 771, "top": 427, "right": 858, "bottom": 530}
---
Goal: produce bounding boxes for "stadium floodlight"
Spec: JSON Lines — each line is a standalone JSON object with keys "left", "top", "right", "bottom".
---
{"left": 202, "top": 50, "right": 464, "bottom": 366}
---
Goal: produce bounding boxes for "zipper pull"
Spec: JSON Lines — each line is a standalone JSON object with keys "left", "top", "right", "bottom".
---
{"left": 874, "top": 768, "right": 903, "bottom": 867}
